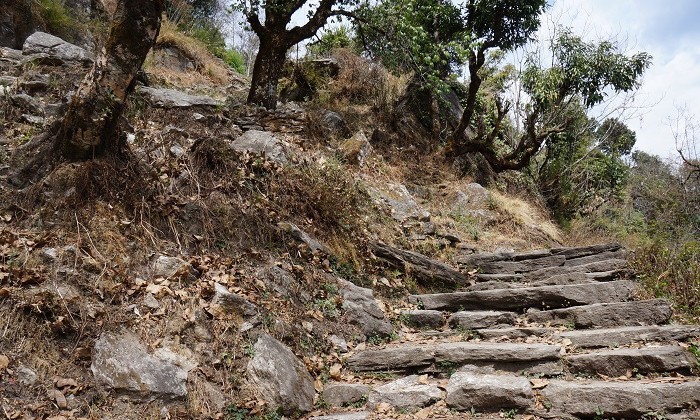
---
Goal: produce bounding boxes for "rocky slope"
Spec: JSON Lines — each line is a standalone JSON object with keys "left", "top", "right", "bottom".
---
{"left": 0, "top": 33, "right": 698, "bottom": 420}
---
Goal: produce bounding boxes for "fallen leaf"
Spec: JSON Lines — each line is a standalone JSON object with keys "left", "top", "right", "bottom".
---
{"left": 329, "top": 363, "right": 342, "bottom": 380}
{"left": 55, "top": 377, "right": 78, "bottom": 388}
{"left": 0, "top": 354, "right": 9, "bottom": 369}
{"left": 376, "top": 402, "right": 392, "bottom": 413}
{"left": 530, "top": 378, "right": 549, "bottom": 389}
{"left": 415, "top": 407, "right": 432, "bottom": 418}
{"left": 417, "top": 374, "right": 430, "bottom": 385}
{"left": 0, "top": 288, "right": 9, "bottom": 298}
{"left": 314, "top": 377, "right": 323, "bottom": 392}
{"left": 50, "top": 389, "right": 68, "bottom": 409}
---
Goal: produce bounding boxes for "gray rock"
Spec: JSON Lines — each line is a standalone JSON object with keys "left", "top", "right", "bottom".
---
{"left": 91, "top": 330, "right": 188, "bottom": 398}
{"left": 556, "top": 325, "right": 700, "bottom": 348}
{"left": 142, "top": 293, "right": 160, "bottom": 310}
{"left": 210, "top": 282, "right": 258, "bottom": 319}
{"left": 247, "top": 334, "right": 315, "bottom": 415}
{"left": 256, "top": 263, "right": 309, "bottom": 304}
{"left": 347, "top": 342, "right": 560, "bottom": 372}
{"left": 338, "top": 131, "right": 372, "bottom": 166}
{"left": 0, "top": 75, "right": 16, "bottom": 86}
{"left": 526, "top": 299, "right": 672, "bottom": 328}
{"left": 153, "top": 255, "right": 197, "bottom": 280}
{"left": 10, "top": 93, "right": 43, "bottom": 114}
{"left": 446, "top": 372, "right": 532, "bottom": 411}
{"left": 320, "top": 110, "right": 350, "bottom": 138}
{"left": 410, "top": 280, "right": 635, "bottom": 311}
{"left": 448, "top": 311, "right": 517, "bottom": 329}
{"left": 136, "top": 86, "right": 220, "bottom": 108}
{"left": 277, "top": 221, "right": 329, "bottom": 254}
{"left": 541, "top": 379, "right": 700, "bottom": 419}
{"left": 368, "top": 375, "right": 442, "bottom": 411}
{"left": 152, "top": 46, "right": 195, "bottom": 72}
{"left": 0, "top": 47, "right": 23, "bottom": 61}
{"left": 564, "top": 249, "right": 628, "bottom": 266}
{"left": 370, "top": 183, "right": 431, "bottom": 223}
{"left": 338, "top": 278, "right": 393, "bottom": 339}
{"left": 477, "top": 327, "right": 557, "bottom": 340}
{"left": 328, "top": 335, "right": 348, "bottom": 352}
{"left": 22, "top": 32, "right": 93, "bottom": 64}
{"left": 322, "top": 382, "right": 370, "bottom": 407}
{"left": 551, "top": 243, "right": 622, "bottom": 259}
{"left": 529, "top": 272, "right": 592, "bottom": 287}
{"left": 566, "top": 345, "right": 695, "bottom": 376}
{"left": 309, "top": 412, "right": 370, "bottom": 420}
{"left": 401, "top": 310, "right": 444, "bottom": 329}
{"left": 21, "top": 114, "right": 44, "bottom": 125}
{"left": 477, "top": 255, "right": 566, "bottom": 274}
{"left": 451, "top": 183, "right": 498, "bottom": 223}
{"left": 16, "top": 365, "right": 38, "bottom": 386}
{"left": 230, "top": 130, "right": 288, "bottom": 164}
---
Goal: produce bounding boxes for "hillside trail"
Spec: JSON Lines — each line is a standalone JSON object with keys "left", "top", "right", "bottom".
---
{"left": 312, "top": 242, "right": 700, "bottom": 420}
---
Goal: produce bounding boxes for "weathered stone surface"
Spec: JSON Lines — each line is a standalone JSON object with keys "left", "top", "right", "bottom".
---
{"left": 322, "top": 383, "right": 371, "bottom": 407}
{"left": 347, "top": 342, "right": 560, "bottom": 372}
{"left": 338, "top": 131, "right": 372, "bottom": 166}
{"left": 564, "top": 249, "right": 628, "bottom": 266}
{"left": 458, "top": 249, "right": 553, "bottom": 267}
{"left": 347, "top": 344, "right": 434, "bottom": 371}
{"left": 152, "top": 46, "right": 195, "bottom": 72}
{"left": 369, "top": 183, "right": 430, "bottom": 223}
{"left": 450, "top": 183, "right": 498, "bottom": 223}
{"left": 277, "top": 221, "right": 329, "bottom": 253}
{"left": 10, "top": 93, "right": 43, "bottom": 114}
{"left": 320, "top": 110, "right": 350, "bottom": 138}
{"left": 477, "top": 327, "right": 557, "bottom": 340}
{"left": 247, "top": 334, "right": 315, "bottom": 415}
{"left": 448, "top": 311, "right": 516, "bottom": 329}
{"left": 153, "top": 255, "right": 197, "bottom": 280}
{"left": 368, "top": 375, "right": 442, "bottom": 411}
{"left": 566, "top": 346, "right": 695, "bottom": 376}
{"left": 401, "top": 310, "right": 444, "bottom": 329}
{"left": 337, "top": 278, "right": 393, "bottom": 339}
{"left": 557, "top": 325, "right": 700, "bottom": 348}
{"left": 527, "top": 299, "right": 673, "bottom": 328}
{"left": 209, "top": 282, "right": 259, "bottom": 319}
{"left": 446, "top": 372, "right": 532, "bottom": 411}
{"left": 310, "top": 412, "right": 370, "bottom": 420}
{"left": 579, "top": 258, "right": 628, "bottom": 273}
{"left": 137, "top": 86, "right": 220, "bottom": 108}
{"left": 541, "top": 379, "right": 700, "bottom": 419}
{"left": 370, "top": 241, "right": 467, "bottom": 287}
{"left": 550, "top": 243, "right": 622, "bottom": 259}
{"left": 22, "top": 32, "right": 93, "bottom": 64}
{"left": 230, "top": 130, "right": 288, "bottom": 164}
{"left": 91, "top": 331, "right": 188, "bottom": 397}
{"left": 410, "top": 280, "right": 635, "bottom": 311}
{"left": 477, "top": 255, "right": 566, "bottom": 274}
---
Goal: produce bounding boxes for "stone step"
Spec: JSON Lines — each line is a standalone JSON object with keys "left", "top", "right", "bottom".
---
{"left": 448, "top": 311, "right": 517, "bottom": 329}
{"left": 446, "top": 371, "right": 532, "bottom": 412}
{"left": 476, "top": 327, "right": 558, "bottom": 340}
{"left": 564, "top": 249, "right": 628, "bottom": 266}
{"left": 540, "top": 379, "right": 700, "bottom": 419}
{"left": 550, "top": 242, "right": 622, "bottom": 259}
{"left": 400, "top": 309, "right": 444, "bottom": 329}
{"left": 457, "top": 249, "right": 554, "bottom": 266}
{"left": 526, "top": 299, "right": 673, "bottom": 328}
{"left": 522, "top": 258, "right": 628, "bottom": 281}
{"left": 410, "top": 280, "right": 635, "bottom": 312}
{"left": 556, "top": 325, "right": 700, "bottom": 348}
{"left": 566, "top": 345, "right": 696, "bottom": 376}
{"left": 347, "top": 342, "right": 561, "bottom": 373}
{"left": 475, "top": 255, "right": 566, "bottom": 274}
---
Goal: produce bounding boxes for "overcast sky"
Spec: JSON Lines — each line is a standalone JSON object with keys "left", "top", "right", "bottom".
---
{"left": 546, "top": 0, "right": 700, "bottom": 159}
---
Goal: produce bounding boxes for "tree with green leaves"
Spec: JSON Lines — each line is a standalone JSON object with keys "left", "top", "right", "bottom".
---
{"left": 236, "top": 0, "right": 358, "bottom": 109}
{"left": 453, "top": 29, "right": 651, "bottom": 172}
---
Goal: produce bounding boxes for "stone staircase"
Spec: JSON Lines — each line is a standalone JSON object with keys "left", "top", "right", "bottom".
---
{"left": 312, "top": 243, "right": 700, "bottom": 419}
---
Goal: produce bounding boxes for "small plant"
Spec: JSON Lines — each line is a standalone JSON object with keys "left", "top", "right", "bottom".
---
{"left": 437, "top": 360, "right": 457, "bottom": 376}
{"left": 243, "top": 342, "right": 256, "bottom": 358}
{"left": 345, "top": 395, "right": 368, "bottom": 409}
{"left": 501, "top": 408, "right": 517, "bottom": 419}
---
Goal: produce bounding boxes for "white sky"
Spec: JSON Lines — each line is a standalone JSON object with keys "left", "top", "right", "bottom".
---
{"left": 545, "top": 0, "right": 700, "bottom": 159}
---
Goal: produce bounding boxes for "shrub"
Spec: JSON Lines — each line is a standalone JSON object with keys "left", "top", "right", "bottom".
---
{"left": 32, "top": 0, "right": 80, "bottom": 42}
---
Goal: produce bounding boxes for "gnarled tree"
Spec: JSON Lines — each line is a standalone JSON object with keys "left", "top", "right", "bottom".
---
{"left": 54, "top": 0, "right": 165, "bottom": 160}
{"left": 239, "top": 0, "right": 355, "bottom": 109}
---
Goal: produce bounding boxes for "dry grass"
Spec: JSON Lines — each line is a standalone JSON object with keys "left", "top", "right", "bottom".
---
{"left": 149, "top": 20, "right": 231, "bottom": 86}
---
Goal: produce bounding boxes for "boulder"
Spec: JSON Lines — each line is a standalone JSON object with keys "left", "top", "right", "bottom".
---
{"left": 401, "top": 310, "right": 444, "bottom": 330}
{"left": 230, "top": 130, "right": 288, "bottom": 164}
{"left": 10, "top": 93, "right": 43, "bottom": 115}
{"left": 152, "top": 255, "right": 197, "bottom": 280}
{"left": 338, "top": 131, "right": 372, "bottom": 166}
{"left": 136, "top": 86, "right": 220, "bottom": 108}
{"left": 368, "top": 375, "right": 442, "bottom": 411}
{"left": 451, "top": 183, "right": 498, "bottom": 223}
{"left": 446, "top": 372, "right": 532, "bottom": 411}
{"left": 320, "top": 110, "right": 350, "bottom": 138}
{"left": 370, "top": 183, "right": 430, "bottom": 223}
{"left": 277, "top": 222, "right": 329, "bottom": 254}
{"left": 22, "top": 32, "right": 93, "bottom": 65}
{"left": 337, "top": 278, "right": 393, "bottom": 339}
{"left": 247, "top": 334, "right": 315, "bottom": 415}
{"left": 91, "top": 330, "right": 189, "bottom": 398}
{"left": 322, "top": 382, "right": 370, "bottom": 407}
{"left": 209, "top": 282, "right": 259, "bottom": 320}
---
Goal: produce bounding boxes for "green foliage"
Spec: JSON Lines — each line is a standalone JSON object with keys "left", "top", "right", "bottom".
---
{"left": 33, "top": 0, "right": 80, "bottom": 42}
{"left": 523, "top": 29, "right": 652, "bottom": 110}
{"left": 221, "top": 49, "right": 246, "bottom": 74}
{"left": 307, "top": 26, "right": 356, "bottom": 57}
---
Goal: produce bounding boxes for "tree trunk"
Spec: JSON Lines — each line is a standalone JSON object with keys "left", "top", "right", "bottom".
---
{"left": 247, "top": 36, "right": 288, "bottom": 110}
{"left": 54, "top": 0, "right": 164, "bottom": 160}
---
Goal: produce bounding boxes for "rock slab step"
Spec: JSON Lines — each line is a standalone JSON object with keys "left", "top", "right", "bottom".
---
{"left": 541, "top": 379, "right": 700, "bottom": 419}
{"left": 527, "top": 299, "right": 673, "bottom": 328}
{"left": 566, "top": 345, "right": 696, "bottom": 376}
{"left": 448, "top": 311, "right": 517, "bottom": 329}
{"left": 446, "top": 372, "right": 533, "bottom": 411}
{"left": 410, "top": 280, "right": 635, "bottom": 311}
{"left": 367, "top": 375, "right": 442, "bottom": 412}
{"left": 556, "top": 325, "right": 700, "bottom": 348}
